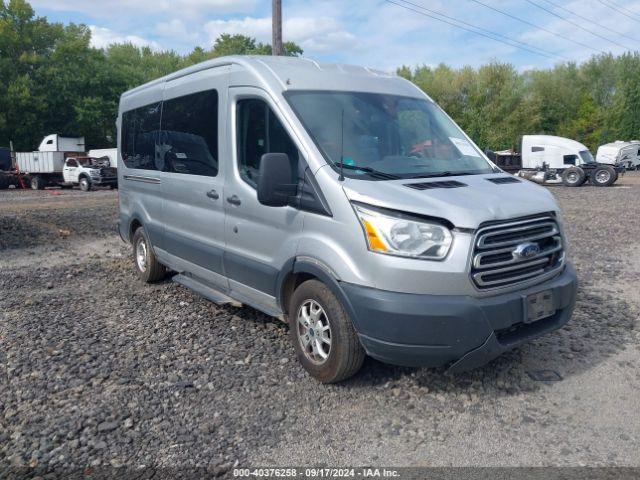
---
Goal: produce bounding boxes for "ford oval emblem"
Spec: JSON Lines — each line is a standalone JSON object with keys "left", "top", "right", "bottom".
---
{"left": 513, "top": 242, "right": 540, "bottom": 260}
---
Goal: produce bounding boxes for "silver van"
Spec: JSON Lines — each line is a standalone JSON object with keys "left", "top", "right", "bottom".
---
{"left": 117, "top": 56, "right": 577, "bottom": 383}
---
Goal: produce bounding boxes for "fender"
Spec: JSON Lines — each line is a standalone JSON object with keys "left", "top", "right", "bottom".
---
{"left": 276, "top": 257, "right": 363, "bottom": 332}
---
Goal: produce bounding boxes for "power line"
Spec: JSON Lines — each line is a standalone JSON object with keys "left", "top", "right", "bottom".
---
{"left": 525, "top": 0, "right": 633, "bottom": 50}
{"left": 393, "top": 0, "right": 567, "bottom": 60}
{"left": 467, "top": 0, "right": 608, "bottom": 54}
{"left": 540, "top": 0, "right": 640, "bottom": 44}
{"left": 384, "top": 0, "right": 566, "bottom": 61}
{"left": 597, "top": 0, "right": 640, "bottom": 24}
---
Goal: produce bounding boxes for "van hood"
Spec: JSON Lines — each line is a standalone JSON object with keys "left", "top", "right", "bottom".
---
{"left": 340, "top": 172, "right": 559, "bottom": 229}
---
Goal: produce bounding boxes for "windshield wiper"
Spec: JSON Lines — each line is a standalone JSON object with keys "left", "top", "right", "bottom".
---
{"left": 337, "top": 164, "right": 400, "bottom": 180}
{"left": 408, "top": 171, "right": 480, "bottom": 179}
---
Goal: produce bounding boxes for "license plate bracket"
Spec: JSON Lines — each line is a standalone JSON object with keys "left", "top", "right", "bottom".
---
{"left": 524, "top": 289, "right": 555, "bottom": 323}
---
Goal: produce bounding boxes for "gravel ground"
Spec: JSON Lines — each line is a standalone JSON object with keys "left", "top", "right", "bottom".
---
{"left": 1, "top": 175, "right": 639, "bottom": 476}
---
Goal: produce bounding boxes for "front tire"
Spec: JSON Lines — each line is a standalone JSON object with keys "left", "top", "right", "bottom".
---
{"left": 132, "top": 227, "right": 166, "bottom": 283}
{"left": 289, "top": 279, "right": 365, "bottom": 383}
{"left": 79, "top": 176, "right": 92, "bottom": 191}
{"left": 590, "top": 165, "right": 616, "bottom": 187}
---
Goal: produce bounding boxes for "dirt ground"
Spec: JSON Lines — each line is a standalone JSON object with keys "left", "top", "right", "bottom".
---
{"left": 1, "top": 175, "right": 639, "bottom": 475}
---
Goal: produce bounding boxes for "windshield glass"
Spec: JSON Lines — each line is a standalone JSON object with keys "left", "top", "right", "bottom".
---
{"left": 579, "top": 150, "right": 595, "bottom": 163}
{"left": 286, "top": 91, "right": 493, "bottom": 179}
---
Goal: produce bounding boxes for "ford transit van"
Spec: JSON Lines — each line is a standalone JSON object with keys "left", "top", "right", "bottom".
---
{"left": 117, "top": 56, "right": 577, "bottom": 383}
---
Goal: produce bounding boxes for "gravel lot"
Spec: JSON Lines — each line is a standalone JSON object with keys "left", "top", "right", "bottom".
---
{"left": 1, "top": 175, "right": 639, "bottom": 475}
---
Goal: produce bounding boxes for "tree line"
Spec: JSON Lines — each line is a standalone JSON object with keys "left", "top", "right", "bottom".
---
{"left": 1, "top": 0, "right": 639, "bottom": 153}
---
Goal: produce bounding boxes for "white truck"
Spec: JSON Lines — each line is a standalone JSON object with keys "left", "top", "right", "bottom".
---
{"left": 88, "top": 148, "right": 118, "bottom": 170}
{"left": 487, "top": 135, "right": 624, "bottom": 187}
{"left": 596, "top": 141, "right": 640, "bottom": 170}
{"left": 0, "top": 134, "right": 117, "bottom": 190}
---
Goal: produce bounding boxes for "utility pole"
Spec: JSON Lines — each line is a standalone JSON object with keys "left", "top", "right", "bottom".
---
{"left": 272, "top": 0, "right": 283, "bottom": 56}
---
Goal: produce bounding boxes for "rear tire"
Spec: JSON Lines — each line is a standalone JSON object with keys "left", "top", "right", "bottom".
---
{"left": 590, "top": 165, "right": 616, "bottom": 187}
{"left": 561, "top": 167, "right": 586, "bottom": 187}
{"left": 79, "top": 176, "right": 91, "bottom": 192}
{"left": 30, "top": 175, "right": 45, "bottom": 190}
{"left": 289, "top": 279, "right": 365, "bottom": 383}
{"left": 132, "top": 227, "right": 166, "bottom": 283}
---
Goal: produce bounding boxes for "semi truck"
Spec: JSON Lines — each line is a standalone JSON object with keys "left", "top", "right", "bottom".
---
{"left": 487, "top": 135, "right": 624, "bottom": 187}
{"left": 0, "top": 134, "right": 117, "bottom": 190}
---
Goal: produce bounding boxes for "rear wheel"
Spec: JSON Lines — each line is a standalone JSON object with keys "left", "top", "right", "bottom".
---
{"left": 561, "top": 167, "right": 586, "bottom": 187}
{"left": 132, "top": 227, "right": 166, "bottom": 283}
{"left": 30, "top": 175, "right": 45, "bottom": 190}
{"left": 590, "top": 165, "right": 616, "bottom": 187}
{"left": 289, "top": 279, "right": 365, "bottom": 383}
{"left": 79, "top": 176, "right": 91, "bottom": 191}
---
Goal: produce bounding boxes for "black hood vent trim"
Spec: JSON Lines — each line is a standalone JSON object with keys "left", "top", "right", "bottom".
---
{"left": 404, "top": 180, "right": 467, "bottom": 190}
{"left": 486, "top": 176, "right": 521, "bottom": 184}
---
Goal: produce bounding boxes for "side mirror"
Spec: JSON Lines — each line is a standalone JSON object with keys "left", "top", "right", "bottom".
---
{"left": 257, "top": 153, "right": 297, "bottom": 207}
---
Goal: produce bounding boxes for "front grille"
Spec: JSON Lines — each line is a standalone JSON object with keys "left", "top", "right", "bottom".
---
{"left": 471, "top": 214, "right": 564, "bottom": 290}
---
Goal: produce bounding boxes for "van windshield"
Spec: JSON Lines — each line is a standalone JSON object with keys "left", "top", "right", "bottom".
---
{"left": 286, "top": 91, "right": 494, "bottom": 179}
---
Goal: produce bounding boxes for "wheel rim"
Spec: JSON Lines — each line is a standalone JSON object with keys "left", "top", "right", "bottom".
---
{"left": 81, "top": 179, "right": 87, "bottom": 189}
{"left": 596, "top": 170, "right": 611, "bottom": 183}
{"left": 296, "top": 299, "right": 332, "bottom": 365}
{"left": 567, "top": 172, "right": 578, "bottom": 183}
{"left": 136, "top": 238, "right": 147, "bottom": 272}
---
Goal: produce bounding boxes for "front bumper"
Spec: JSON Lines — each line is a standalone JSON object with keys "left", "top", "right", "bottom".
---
{"left": 342, "top": 263, "right": 577, "bottom": 373}
{"left": 90, "top": 176, "right": 118, "bottom": 185}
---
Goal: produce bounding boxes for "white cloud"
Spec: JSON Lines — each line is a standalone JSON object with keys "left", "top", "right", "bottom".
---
{"left": 89, "top": 25, "right": 162, "bottom": 50}
{"left": 203, "top": 15, "right": 355, "bottom": 52}
{"left": 31, "top": 0, "right": 258, "bottom": 18}
{"left": 155, "top": 19, "right": 199, "bottom": 42}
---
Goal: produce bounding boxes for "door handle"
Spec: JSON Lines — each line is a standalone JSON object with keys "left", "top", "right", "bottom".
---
{"left": 206, "top": 189, "right": 219, "bottom": 200}
{"left": 226, "top": 195, "right": 241, "bottom": 206}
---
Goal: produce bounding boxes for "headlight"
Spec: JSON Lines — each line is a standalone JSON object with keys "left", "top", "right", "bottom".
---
{"left": 353, "top": 203, "right": 453, "bottom": 260}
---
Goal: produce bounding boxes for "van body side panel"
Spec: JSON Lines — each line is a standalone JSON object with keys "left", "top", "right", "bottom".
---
{"left": 117, "top": 85, "right": 165, "bottom": 249}
{"left": 159, "top": 66, "right": 230, "bottom": 290}
{"left": 222, "top": 84, "right": 306, "bottom": 310}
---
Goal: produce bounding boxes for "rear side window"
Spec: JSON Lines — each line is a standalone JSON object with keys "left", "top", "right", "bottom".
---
{"left": 563, "top": 154, "right": 577, "bottom": 165}
{"left": 121, "top": 102, "right": 161, "bottom": 170}
{"left": 236, "top": 98, "right": 300, "bottom": 187}
{"left": 159, "top": 89, "right": 219, "bottom": 177}
{"left": 531, "top": 146, "right": 544, "bottom": 152}
{"left": 66, "top": 159, "right": 78, "bottom": 167}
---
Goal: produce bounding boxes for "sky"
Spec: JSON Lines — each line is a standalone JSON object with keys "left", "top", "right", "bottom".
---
{"left": 30, "top": 0, "right": 640, "bottom": 71}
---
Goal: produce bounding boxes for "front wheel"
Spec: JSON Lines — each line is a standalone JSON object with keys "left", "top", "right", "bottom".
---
{"left": 289, "top": 279, "right": 365, "bottom": 383}
{"left": 590, "top": 165, "right": 616, "bottom": 187}
{"left": 79, "top": 177, "right": 92, "bottom": 191}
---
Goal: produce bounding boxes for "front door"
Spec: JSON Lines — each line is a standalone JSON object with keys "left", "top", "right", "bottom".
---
{"left": 223, "top": 87, "right": 305, "bottom": 313}
{"left": 63, "top": 159, "right": 79, "bottom": 183}
{"left": 156, "top": 66, "right": 229, "bottom": 291}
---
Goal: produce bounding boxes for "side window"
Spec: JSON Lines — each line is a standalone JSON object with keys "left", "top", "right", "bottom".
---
{"left": 563, "top": 154, "right": 577, "bottom": 165}
{"left": 46, "top": 139, "right": 53, "bottom": 145}
{"left": 121, "top": 102, "right": 161, "bottom": 170}
{"left": 160, "top": 89, "right": 218, "bottom": 177}
{"left": 67, "top": 159, "right": 78, "bottom": 167}
{"left": 236, "top": 99, "right": 300, "bottom": 188}
{"left": 532, "top": 146, "right": 544, "bottom": 152}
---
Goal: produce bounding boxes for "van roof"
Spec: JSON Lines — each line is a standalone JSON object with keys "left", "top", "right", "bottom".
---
{"left": 121, "top": 55, "right": 420, "bottom": 100}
